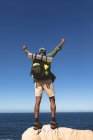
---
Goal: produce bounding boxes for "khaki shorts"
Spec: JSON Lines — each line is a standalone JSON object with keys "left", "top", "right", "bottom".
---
{"left": 34, "top": 79, "right": 55, "bottom": 97}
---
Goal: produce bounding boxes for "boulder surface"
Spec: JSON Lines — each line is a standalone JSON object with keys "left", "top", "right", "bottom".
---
{"left": 22, "top": 124, "right": 93, "bottom": 140}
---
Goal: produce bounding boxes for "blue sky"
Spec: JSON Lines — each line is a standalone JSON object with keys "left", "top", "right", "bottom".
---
{"left": 0, "top": 0, "right": 93, "bottom": 112}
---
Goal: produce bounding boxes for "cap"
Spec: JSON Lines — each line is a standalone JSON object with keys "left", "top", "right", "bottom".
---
{"left": 39, "top": 48, "right": 46, "bottom": 55}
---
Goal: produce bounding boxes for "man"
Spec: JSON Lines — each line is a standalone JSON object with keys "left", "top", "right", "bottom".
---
{"left": 22, "top": 38, "right": 65, "bottom": 129}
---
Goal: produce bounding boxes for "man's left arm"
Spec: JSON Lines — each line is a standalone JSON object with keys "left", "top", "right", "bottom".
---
{"left": 22, "top": 46, "right": 33, "bottom": 60}
{"left": 47, "top": 38, "right": 65, "bottom": 57}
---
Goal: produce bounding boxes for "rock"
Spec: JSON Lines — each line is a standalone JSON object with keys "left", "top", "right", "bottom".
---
{"left": 22, "top": 124, "right": 93, "bottom": 140}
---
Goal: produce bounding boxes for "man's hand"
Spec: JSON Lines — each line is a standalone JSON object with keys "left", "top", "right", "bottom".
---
{"left": 22, "top": 45, "right": 27, "bottom": 51}
{"left": 59, "top": 38, "right": 65, "bottom": 46}
{"left": 22, "top": 45, "right": 30, "bottom": 55}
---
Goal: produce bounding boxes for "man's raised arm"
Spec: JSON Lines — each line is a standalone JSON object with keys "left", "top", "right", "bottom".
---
{"left": 22, "top": 46, "right": 30, "bottom": 55}
{"left": 47, "top": 38, "right": 65, "bottom": 57}
{"left": 22, "top": 45, "right": 33, "bottom": 60}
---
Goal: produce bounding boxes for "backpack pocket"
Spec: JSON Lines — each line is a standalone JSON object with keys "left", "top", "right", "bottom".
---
{"left": 31, "top": 63, "right": 41, "bottom": 74}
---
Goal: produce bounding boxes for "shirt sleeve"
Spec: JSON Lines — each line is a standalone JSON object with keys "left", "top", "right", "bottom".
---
{"left": 47, "top": 44, "right": 62, "bottom": 57}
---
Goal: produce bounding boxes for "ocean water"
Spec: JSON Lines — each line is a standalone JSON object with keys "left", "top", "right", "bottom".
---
{"left": 0, "top": 112, "right": 93, "bottom": 140}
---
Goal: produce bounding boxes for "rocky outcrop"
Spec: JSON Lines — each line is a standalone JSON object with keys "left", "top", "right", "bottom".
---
{"left": 22, "top": 124, "right": 93, "bottom": 140}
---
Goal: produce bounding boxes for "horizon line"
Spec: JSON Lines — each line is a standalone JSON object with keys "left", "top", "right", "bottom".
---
{"left": 0, "top": 111, "right": 93, "bottom": 113}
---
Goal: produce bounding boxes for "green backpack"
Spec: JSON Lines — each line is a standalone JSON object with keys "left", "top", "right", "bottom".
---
{"left": 30, "top": 59, "right": 56, "bottom": 81}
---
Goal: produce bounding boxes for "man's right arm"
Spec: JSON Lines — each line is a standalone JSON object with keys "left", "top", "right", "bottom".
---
{"left": 47, "top": 38, "right": 65, "bottom": 57}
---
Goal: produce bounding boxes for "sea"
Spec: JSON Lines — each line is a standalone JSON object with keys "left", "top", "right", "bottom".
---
{"left": 0, "top": 112, "right": 93, "bottom": 140}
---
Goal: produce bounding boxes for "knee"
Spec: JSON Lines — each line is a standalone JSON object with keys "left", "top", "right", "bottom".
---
{"left": 49, "top": 97, "right": 55, "bottom": 104}
{"left": 36, "top": 97, "right": 41, "bottom": 105}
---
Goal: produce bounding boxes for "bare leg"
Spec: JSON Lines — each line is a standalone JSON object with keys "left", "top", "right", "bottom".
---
{"left": 34, "top": 96, "right": 41, "bottom": 121}
{"left": 49, "top": 96, "right": 58, "bottom": 129}
{"left": 49, "top": 96, "right": 56, "bottom": 121}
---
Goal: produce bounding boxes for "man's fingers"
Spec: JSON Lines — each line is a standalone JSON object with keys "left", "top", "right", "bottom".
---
{"left": 60, "top": 38, "right": 65, "bottom": 45}
{"left": 22, "top": 45, "right": 27, "bottom": 50}
{"left": 62, "top": 38, "right": 65, "bottom": 43}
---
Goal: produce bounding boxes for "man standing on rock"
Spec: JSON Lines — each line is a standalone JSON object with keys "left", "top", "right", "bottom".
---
{"left": 22, "top": 38, "right": 65, "bottom": 129}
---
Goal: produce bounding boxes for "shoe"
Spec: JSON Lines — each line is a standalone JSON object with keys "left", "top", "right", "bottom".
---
{"left": 33, "top": 122, "right": 43, "bottom": 130}
{"left": 50, "top": 121, "right": 58, "bottom": 129}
